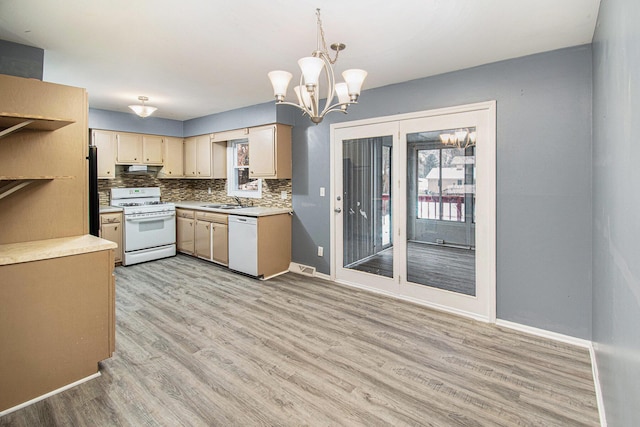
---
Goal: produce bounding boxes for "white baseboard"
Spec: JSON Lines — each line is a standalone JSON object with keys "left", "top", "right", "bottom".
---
{"left": 315, "top": 271, "right": 331, "bottom": 281}
{"left": 496, "top": 319, "right": 606, "bottom": 426}
{"left": 495, "top": 319, "right": 591, "bottom": 348}
{"left": 0, "top": 372, "right": 101, "bottom": 417}
{"left": 589, "top": 342, "right": 608, "bottom": 427}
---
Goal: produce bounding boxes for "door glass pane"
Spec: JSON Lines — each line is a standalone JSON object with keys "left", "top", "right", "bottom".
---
{"left": 406, "top": 128, "right": 476, "bottom": 296}
{"left": 342, "top": 136, "right": 393, "bottom": 278}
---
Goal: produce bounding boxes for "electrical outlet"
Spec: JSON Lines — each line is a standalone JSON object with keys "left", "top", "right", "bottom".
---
{"left": 281, "top": 191, "right": 287, "bottom": 200}
{"left": 208, "top": 187, "right": 212, "bottom": 194}
{"left": 317, "top": 246, "right": 324, "bottom": 257}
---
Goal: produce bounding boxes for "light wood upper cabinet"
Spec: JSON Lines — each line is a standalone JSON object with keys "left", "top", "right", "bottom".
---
{"left": 183, "top": 136, "right": 197, "bottom": 177}
{"left": 115, "top": 132, "right": 142, "bottom": 164}
{"left": 158, "top": 137, "right": 184, "bottom": 178}
{"left": 115, "top": 132, "right": 163, "bottom": 165}
{"left": 142, "top": 135, "right": 163, "bottom": 164}
{"left": 212, "top": 141, "right": 227, "bottom": 179}
{"left": 184, "top": 135, "right": 212, "bottom": 178}
{"left": 92, "top": 130, "right": 116, "bottom": 179}
{"left": 248, "top": 124, "right": 291, "bottom": 179}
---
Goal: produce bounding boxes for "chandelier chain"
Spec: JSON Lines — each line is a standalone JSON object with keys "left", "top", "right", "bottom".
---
{"left": 316, "top": 9, "right": 340, "bottom": 64}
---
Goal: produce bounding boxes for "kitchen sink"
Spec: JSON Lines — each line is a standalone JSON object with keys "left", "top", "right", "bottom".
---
{"left": 202, "top": 204, "right": 244, "bottom": 210}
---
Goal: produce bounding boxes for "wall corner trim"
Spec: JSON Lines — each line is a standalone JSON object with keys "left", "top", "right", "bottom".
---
{"left": 589, "top": 342, "right": 608, "bottom": 427}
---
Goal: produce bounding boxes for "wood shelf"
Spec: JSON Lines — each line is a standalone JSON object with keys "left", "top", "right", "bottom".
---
{"left": 0, "top": 113, "right": 75, "bottom": 140}
{"left": 0, "top": 177, "right": 74, "bottom": 201}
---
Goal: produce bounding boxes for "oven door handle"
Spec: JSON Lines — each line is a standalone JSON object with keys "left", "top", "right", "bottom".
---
{"left": 126, "top": 213, "right": 176, "bottom": 223}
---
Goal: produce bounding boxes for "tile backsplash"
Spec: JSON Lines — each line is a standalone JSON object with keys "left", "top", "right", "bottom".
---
{"left": 98, "top": 171, "right": 292, "bottom": 208}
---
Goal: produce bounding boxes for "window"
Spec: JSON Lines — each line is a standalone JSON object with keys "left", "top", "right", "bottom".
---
{"left": 227, "top": 138, "right": 262, "bottom": 198}
{"left": 414, "top": 130, "right": 475, "bottom": 223}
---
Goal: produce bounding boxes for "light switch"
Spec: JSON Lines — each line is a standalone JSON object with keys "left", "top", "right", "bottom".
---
{"left": 320, "top": 187, "right": 325, "bottom": 197}
{"left": 281, "top": 191, "right": 287, "bottom": 200}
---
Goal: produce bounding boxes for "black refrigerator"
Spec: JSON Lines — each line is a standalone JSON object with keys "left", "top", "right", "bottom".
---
{"left": 88, "top": 144, "right": 100, "bottom": 237}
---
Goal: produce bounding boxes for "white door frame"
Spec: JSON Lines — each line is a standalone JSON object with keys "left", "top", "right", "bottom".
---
{"left": 330, "top": 101, "right": 496, "bottom": 322}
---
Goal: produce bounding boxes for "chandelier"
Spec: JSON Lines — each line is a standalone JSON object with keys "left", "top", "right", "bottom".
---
{"left": 128, "top": 96, "right": 157, "bottom": 118}
{"left": 268, "top": 9, "right": 367, "bottom": 125}
{"left": 439, "top": 128, "right": 477, "bottom": 149}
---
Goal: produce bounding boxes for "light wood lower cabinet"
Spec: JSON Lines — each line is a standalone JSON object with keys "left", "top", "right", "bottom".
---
{"left": 176, "top": 209, "right": 195, "bottom": 255}
{"left": 194, "top": 211, "right": 228, "bottom": 266}
{"left": 212, "top": 222, "right": 228, "bottom": 265}
{"left": 256, "top": 213, "right": 291, "bottom": 278}
{"left": 175, "top": 209, "right": 290, "bottom": 276}
{"left": 99, "top": 212, "right": 122, "bottom": 263}
{"left": 0, "top": 249, "right": 115, "bottom": 412}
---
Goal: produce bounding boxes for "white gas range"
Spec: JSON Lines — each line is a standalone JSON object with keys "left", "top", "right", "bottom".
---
{"left": 110, "top": 187, "right": 176, "bottom": 266}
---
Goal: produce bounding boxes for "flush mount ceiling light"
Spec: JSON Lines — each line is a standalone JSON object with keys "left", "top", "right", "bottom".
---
{"left": 268, "top": 8, "right": 367, "bottom": 125}
{"left": 128, "top": 96, "right": 157, "bottom": 118}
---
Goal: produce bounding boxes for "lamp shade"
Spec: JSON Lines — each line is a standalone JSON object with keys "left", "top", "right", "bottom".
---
{"left": 294, "top": 85, "right": 312, "bottom": 110}
{"left": 128, "top": 104, "right": 157, "bottom": 118}
{"left": 268, "top": 70, "right": 293, "bottom": 97}
{"left": 342, "top": 69, "right": 368, "bottom": 96}
{"left": 455, "top": 129, "right": 468, "bottom": 142}
{"left": 334, "top": 82, "right": 350, "bottom": 104}
{"left": 298, "top": 57, "right": 324, "bottom": 86}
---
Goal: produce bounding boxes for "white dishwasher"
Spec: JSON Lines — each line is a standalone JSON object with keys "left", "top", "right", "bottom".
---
{"left": 228, "top": 215, "right": 258, "bottom": 276}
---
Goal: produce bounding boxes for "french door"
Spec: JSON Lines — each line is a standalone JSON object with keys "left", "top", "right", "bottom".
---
{"left": 332, "top": 102, "right": 496, "bottom": 321}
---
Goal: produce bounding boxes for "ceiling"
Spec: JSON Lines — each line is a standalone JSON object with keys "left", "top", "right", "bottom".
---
{"left": 0, "top": 0, "right": 601, "bottom": 121}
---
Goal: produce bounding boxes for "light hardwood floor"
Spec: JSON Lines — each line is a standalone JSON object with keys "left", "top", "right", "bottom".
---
{"left": 350, "top": 242, "right": 476, "bottom": 296}
{"left": 1, "top": 255, "right": 599, "bottom": 426}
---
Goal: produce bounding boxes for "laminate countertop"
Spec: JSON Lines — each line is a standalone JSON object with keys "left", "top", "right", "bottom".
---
{"left": 0, "top": 234, "right": 117, "bottom": 266}
{"left": 173, "top": 201, "right": 292, "bottom": 217}
{"left": 100, "top": 205, "right": 123, "bottom": 214}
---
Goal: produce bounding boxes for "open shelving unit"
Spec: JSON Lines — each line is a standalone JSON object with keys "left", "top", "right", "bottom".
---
{"left": 0, "top": 112, "right": 75, "bottom": 140}
{"left": 0, "top": 112, "right": 76, "bottom": 200}
{"left": 0, "top": 176, "right": 74, "bottom": 201}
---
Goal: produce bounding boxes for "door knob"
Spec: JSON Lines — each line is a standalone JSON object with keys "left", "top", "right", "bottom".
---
{"left": 334, "top": 208, "right": 342, "bottom": 213}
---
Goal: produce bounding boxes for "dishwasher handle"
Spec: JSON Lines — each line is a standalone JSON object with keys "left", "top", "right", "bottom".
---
{"left": 229, "top": 215, "right": 257, "bottom": 225}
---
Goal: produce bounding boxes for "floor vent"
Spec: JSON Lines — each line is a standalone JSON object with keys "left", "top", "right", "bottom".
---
{"left": 289, "top": 262, "right": 316, "bottom": 277}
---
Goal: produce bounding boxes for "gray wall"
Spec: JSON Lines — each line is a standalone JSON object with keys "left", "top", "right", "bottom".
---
{"left": 291, "top": 45, "right": 593, "bottom": 339}
{"left": 0, "top": 40, "right": 43, "bottom": 80}
{"left": 184, "top": 102, "right": 274, "bottom": 137}
{"left": 592, "top": 0, "right": 640, "bottom": 425}
{"left": 89, "top": 108, "right": 184, "bottom": 137}
{"left": 90, "top": 101, "right": 294, "bottom": 138}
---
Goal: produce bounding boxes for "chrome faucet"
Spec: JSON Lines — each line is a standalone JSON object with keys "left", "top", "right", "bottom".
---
{"left": 233, "top": 196, "right": 243, "bottom": 207}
